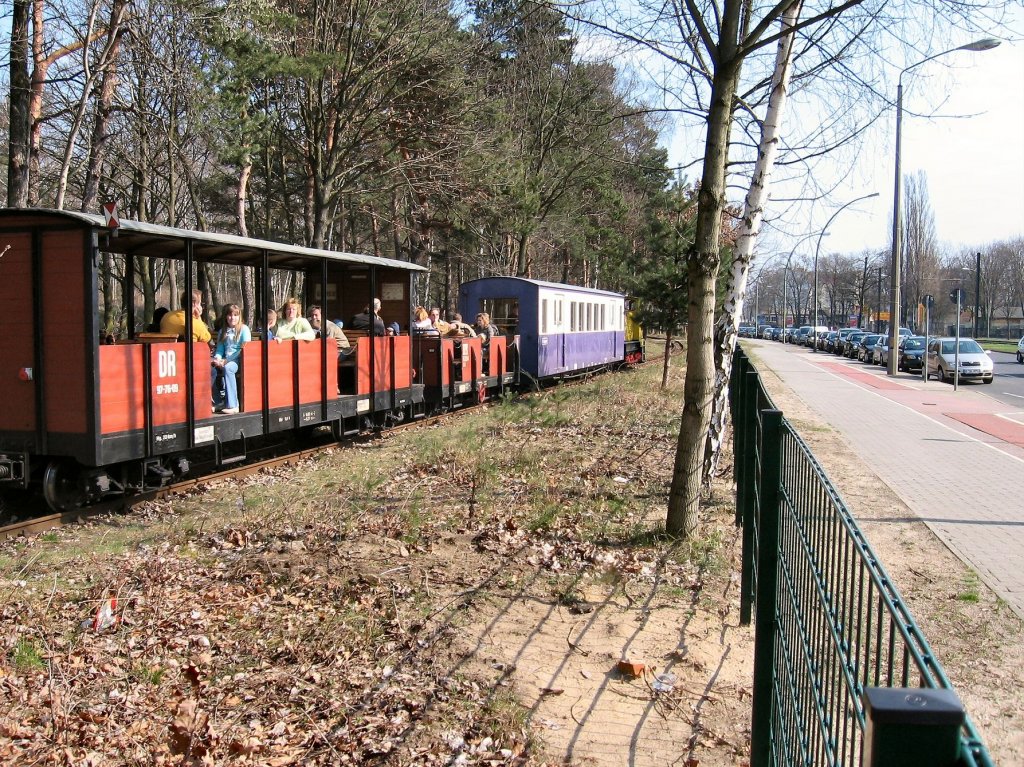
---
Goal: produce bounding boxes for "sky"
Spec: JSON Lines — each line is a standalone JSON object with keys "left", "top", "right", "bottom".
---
{"left": 665, "top": 7, "right": 1024, "bottom": 262}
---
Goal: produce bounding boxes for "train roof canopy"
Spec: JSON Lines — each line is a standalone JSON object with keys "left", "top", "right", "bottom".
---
{"left": 0, "top": 209, "right": 427, "bottom": 272}
{"left": 460, "top": 276, "right": 623, "bottom": 299}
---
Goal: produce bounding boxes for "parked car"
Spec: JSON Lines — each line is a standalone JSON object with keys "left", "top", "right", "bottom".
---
{"left": 806, "top": 325, "right": 829, "bottom": 347}
{"left": 822, "top": 331, "right": 839, "bottom": 353}
{"left": 770, "top": 327, "right": 784, "bottom": 341}
{"left": 870, "top": 336, "right": 887, "bottom": 365}
{"left": 843, "top": 331, "right": 867, "bottom": 358}
{"left": 897, "top": 336, "right": 927, "bottom": 372}
{"left": 835, "top": 327, "right": 858, "bottom": 355}
{"left": 1017, "top": 336, "right": 1023, "bottom": 363}
{"left": 927, "top": 337, "right": 994, "bottom": 384}
{"left": 795, "top": 325, "right": 812, "bottom": 345}
{"left": 857, "top": 334, "right": 882, "bottom": 362}
{"left": 738, "top": 325, "right": 756, "bottom": 338}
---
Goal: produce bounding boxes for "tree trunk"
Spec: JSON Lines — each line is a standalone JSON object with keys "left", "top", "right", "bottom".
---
{"left": 666, "top": 55, "right": 743, "bottom": 538}
{"left": 391, "top": 189, "right": 403, "bottom": 260}
{"left": 7, "top": 0, "right": 31, "bottom": 207}
{"left": 517, "top": 231, "right": 530, "bottom": 276}
{"left": 661, "top": 329, "right": 673, "bottom": 390}
{"left": 101, "top": 253, "right": 116, "bottom": 332}
{"left": 136, "top": 255, "right": 154, "bottom": 327}
{"left": 29, "top": 5, "right": 105, "bottom": 205}
{"left": 28, "top": 0, "right": 44, "bottom": 207}
{"left": 237, "top": 153, "right": 256, "bottom": 326}
{"left": 703, "top": 3, "right": 801, "bottom": 485}
{"left": 55, "top": 3, "right": 104, "bottom": 210}
{"left": 81, "top": 0, "right": 128, "bottom": 213}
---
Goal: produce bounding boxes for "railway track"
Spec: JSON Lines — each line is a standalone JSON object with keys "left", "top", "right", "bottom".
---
{"left": 0, "top": 442, "right": 332, "bottom": 542}
{"left": 0, "top": 358, "right": 656, "bottom": 542}
{"left": 0, "top": 411, "right": 452, "bottom": 542}
{"left": 0, "top": 388, "right": 533, "bottom": 542}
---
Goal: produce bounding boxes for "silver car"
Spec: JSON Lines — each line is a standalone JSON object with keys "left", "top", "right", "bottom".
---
{"left": 926, "top": 337, "right": 994, "bottom": 384}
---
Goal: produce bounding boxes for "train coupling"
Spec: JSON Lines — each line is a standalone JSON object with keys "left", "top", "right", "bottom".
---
{"left": 0, "top": 454, "right": 28, "bottom": 488}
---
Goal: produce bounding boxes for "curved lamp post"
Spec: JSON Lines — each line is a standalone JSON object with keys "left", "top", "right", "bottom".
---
{"left": 780, "top": 231, "right": 822, "bottom": 342}
{"left": 811, "top": 192, "right": 879, "bottom": 351}
{"left": 887, "top": 37, "right": 1001, "bottom": 376}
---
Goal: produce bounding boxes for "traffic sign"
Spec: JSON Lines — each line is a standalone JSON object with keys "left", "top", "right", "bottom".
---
{"left": 949, "top": 288, "right": 966, "bottom": 305}
{"left": 102, "top": 201, "right": 120, "bottom": 229}
{"left": 922, "top": 294, "right": 934, "bottom": 309}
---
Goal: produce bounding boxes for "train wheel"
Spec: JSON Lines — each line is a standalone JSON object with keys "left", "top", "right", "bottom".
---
{"left": 42, "top": 461, "right": 85, "bottom": 513}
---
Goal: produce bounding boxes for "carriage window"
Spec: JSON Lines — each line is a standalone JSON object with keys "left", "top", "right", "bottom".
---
{"left": 554, "top": 296, "right": 564, "bottom": 328}
{"left": 481, "top": 297, "right": 519, "bottom": 336}
{"left": 570, "top": 301, "right": 577, "bottom": 331}
{"left": 585, "top": 304, "right": 591, "bottom": 331}
{"left": 541, "top": 299, "right": 548, "bottom": 334}
{"left": 601, "top": 304, "right": 606, "bottom": 330}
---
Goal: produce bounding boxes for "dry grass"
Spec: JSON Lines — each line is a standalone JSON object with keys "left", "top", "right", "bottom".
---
{"left": 0, "top": 348, "right": 754, "bottom": 766}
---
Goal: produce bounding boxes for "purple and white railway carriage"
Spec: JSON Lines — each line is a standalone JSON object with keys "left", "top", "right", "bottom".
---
{"left": 459, "top": 277, "right": 625, "bottom": 381}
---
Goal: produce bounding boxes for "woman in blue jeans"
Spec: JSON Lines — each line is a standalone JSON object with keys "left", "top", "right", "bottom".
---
{"left": 211, "top": 304, "right": 251, "bottom": 414}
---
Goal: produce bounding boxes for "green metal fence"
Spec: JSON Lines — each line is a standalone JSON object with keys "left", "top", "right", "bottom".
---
{"left": 730, "top": 347, "right": 994, "bottom": 767}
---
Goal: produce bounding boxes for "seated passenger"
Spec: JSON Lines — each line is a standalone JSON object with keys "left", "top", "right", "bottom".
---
{"left": 349, "top": 298, "right": 387, "bottom": 336}
{"left": 264, "top": 308, "right": 277, "bottom": 340}
{"left": 160, "top": 289, "right": 212, "bottom": 343}
{"left": 211, "top": 303, "right": 251, "bottom": 414}
{"left": 429, "top": 307, "right": 451, "bottom": 335}
{"left": 273, "top": 297, "right": 316, "bottom": 342}
{"left": 411, "top": 306, "right": 437, "bottom": 335}
{"left": 446, "top": 312, "right": 476, "bottom": 337}
{"left": 308, "top": 304, "right": 350, "bottom": 351}
{"left": 475, "top": 312, "right": 498, "bottom": 343}
{"left": 147, "top": 307, "right": 169, "bottom": 333}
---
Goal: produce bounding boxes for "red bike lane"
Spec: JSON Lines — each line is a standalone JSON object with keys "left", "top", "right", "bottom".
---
{"left": 811, "top": 358, "right": 1024, "bottom": 454}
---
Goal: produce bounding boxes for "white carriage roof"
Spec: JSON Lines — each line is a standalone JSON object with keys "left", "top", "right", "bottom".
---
{"left": 2, "top": 209, "right": 427, "bottom": 272}
{"left": 464, "top": 276, "right": 624, "bottom": 299}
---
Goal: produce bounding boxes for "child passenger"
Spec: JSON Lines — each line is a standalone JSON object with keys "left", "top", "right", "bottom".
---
{"left": 211, "top": 304, "right": 251, "bottom": 414}
{"left": 265, "top": 309, "right": 278, "bottom": 340}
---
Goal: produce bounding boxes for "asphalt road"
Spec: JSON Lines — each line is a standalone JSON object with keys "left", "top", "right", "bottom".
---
{"left": 989, "top": 351, "right": 1024, "bottom": 408}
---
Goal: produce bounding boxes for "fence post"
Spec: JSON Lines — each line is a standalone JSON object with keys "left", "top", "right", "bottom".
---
{"left": 738, "top": 367, "right": 758, "bottom": 626}
{"left": 731, "top": 349, "right": 748, "bottom": 525}
{"left": 750, "top": 409, "right": 783, "bottom": 767}
{"left": 862, "top": 688, "right": 965, "bottom": 767}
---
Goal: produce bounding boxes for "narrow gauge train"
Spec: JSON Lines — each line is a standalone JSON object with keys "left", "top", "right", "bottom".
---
{"left": 459, "top": 277, "right": 642, "bottom": 384}
{"left": 0, "top": 210, "right": 642, "bottom": 514}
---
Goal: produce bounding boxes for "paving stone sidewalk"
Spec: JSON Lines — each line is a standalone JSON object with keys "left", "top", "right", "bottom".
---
{"left": 745, "top": 341, "right": 1024, "bottom": 619}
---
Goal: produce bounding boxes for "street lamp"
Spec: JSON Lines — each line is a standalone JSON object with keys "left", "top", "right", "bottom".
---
{"left": 779, "top": 231, "right": 822, "bottom": 342}
{"left": 887, "top": 37, "right": 1001, "bottom": 376}
{"left": 750, "top": 254, "right": 781, "bottom": 330}
{"left": 971, "top": 252, "right": 982, "bottom": 338}
{"left": 811, "top": 192, "right": 879, "bottom": 351}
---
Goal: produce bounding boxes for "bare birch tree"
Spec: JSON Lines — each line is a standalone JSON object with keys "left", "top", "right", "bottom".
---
{"left": 702, "top": 1, "right": 803, "bottom": 485}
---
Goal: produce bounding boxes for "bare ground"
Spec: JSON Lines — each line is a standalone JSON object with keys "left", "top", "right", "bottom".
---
{"left": 0, "top": 348, "right": 1019, "bottom": 766}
